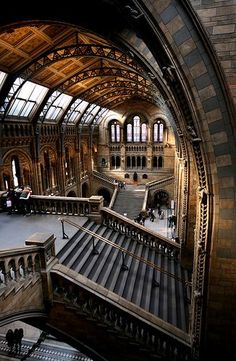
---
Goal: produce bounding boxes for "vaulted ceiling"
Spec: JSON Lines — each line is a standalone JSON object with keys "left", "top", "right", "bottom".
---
{"left": 0, "top": 21, "right": 164, "bottom": 121}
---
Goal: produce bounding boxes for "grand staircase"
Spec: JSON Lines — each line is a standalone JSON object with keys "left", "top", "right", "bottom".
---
{"left": 112, "top": 184, "right": 145, "bottom": 220}
{"left": 0, "top": 188, "right": 193, "bottom": 360}
{"left": 56, "top": 219, "right": 191, "bottom": 332}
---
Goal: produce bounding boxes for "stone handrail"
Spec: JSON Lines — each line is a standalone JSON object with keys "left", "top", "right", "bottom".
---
{"left": 29, "top": 194, "right": 104, "bottom": 222}
{"left": 100, "top": 207, "right": 181, "bottom": 260}
{"left": 146, "top": 175, "right": 175, "bottom": 190}
{"left": 51, "top": 265, "right": 192, "bottom": 361}
{"left": 0, "top": 233, "right": 57, "bottom": 324}
{"left": 92, "top": 170, "right": 117, "bottom": 185}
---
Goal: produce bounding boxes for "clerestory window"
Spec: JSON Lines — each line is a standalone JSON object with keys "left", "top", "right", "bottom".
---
{"left": 126, "top": 115, "right": 147, "bottom": 142}
{"left": 153, "top": 119, "right": 164, "bottom": 142}
{"left": 110, "top": 120, "right": 120, "bottom": 142}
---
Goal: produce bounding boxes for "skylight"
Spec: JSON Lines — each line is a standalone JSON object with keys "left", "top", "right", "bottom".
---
{"left": 0, "top": 71, "right": 7, "bottom": 90}
{"left": 7, "top": 78, "right": 48, "bottom": 118}
{"left": 42, "top": 91, "right": 72, "bottom": 121}
{"left": 63, "top": 98, "right": 89, "bottom": 124}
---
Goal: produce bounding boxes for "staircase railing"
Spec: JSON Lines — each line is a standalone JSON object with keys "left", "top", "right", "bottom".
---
{"left": 92, "top": 170, "right": 117, "bottom": 185}
{"left": 0, "top": 233, "right": 57, "bottom": 324}
{"left": 99, "top": 207, "right": 181, "bottom": 260}
{"left": 51, "top": 265, "right": 192, "bottom": 361}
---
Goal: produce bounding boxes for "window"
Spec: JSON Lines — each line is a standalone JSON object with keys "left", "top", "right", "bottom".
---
{"left": 110, "top": 120, "right": 120, "bottom": 142}
{"left": 6, "top": 79, "right": 47, "bottom": 118}
{"left": 153, "top": 119, "right": 164, "bottom": 142}
{"left": 42, "top": 91, "right": 72, "bottom": 121}
{"left": 126, "top": 115, "right": 147, "bottom": 142}
{"left": 0, "top": 71, "right": 7, "bottom": 90}
{"left": 11, "top": 156, "right": 20, "bottom": 187}
{"left": 64, "top": 98, "right": 89, "bottom": 124}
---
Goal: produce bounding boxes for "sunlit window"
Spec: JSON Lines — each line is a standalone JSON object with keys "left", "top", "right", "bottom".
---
{"left": 126, "top": 115, "right": 147, "bottom": 142}
{"left": 80, "top": 104, "right": 101, "bottom": 125}
{"left": 84, "top": 105, "right": 100, "bottom": 124}
{"left": 64, "top": 98, "right": 89, "bottom": 124}
{"left": 0, "top": 71, "right": 7, "bottom": 90}
{"left": 44, "top": 91, "right": 72, "bottom": 121}
{"left": 7, "top": 78, "right": 48, "bottom": 118}
{"left": 153, "top": 120, "right": 164, "bottom": 142}
{"left": 93, "top": 108, "right": 108, "bottom": 125}
{"left": 110, "top": 120, "right": 121, "bottom": 142}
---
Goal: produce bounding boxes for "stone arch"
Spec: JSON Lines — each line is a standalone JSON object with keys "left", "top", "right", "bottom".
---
{"left": 109, "top": 3, "right": 235, "bottom": 357}
{"left": 1, "top": 149, "right": 33, "bottom": 190}
{"left": 67, "top": 190, "right": 77, "bottom": 197}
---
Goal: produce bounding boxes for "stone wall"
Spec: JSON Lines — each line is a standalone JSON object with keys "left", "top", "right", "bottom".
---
{"left": 190, "top": 0, "right": 236, "bottom": 108}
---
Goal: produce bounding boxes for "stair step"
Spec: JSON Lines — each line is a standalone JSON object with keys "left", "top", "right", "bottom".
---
{"left": 57, "top": 218, "right": 191, "bottom": 331}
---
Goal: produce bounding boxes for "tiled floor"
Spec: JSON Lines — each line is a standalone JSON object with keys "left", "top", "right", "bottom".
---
{"left": 0, "top": 212, "right": 88, "bottom": 253}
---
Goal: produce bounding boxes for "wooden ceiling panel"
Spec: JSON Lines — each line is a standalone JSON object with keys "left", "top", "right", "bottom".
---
{"left": 60, "top": 62, "right": 81, "bottom": 75}
{"left": 66, "top": 84, "right": 87, "bottom": 96}
{"left": 18, "top": 36, "right": 46, "bottom": 55}
{"left": 42, "top": 24, "right": 72, "bottom": 40}
{"left": 33, "top": 68, "right": 55, "bottom": 84}
{"left": 0, "top": 46, "right": 7, "bottom": 58}
{"left": 0, "top": 27, "right": 33, "bottom": 46}
{"left": 0, "top": 53, "right": 26, "bottom": 71}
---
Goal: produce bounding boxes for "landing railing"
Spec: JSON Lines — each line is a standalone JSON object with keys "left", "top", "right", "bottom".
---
{"left": 29, "top": 194, "right": 103, "bottom": 222}
{"left": 0, "top": 233, "right": 55, "bottom": 288}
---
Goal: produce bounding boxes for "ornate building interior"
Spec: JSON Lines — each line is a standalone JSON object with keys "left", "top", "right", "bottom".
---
{"left": 0, "top": 1, "right": 235, "bottom": 360}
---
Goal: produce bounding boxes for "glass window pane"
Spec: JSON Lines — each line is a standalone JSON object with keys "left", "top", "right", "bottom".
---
{"left": 20, "top": 101, "right": 35, "bottom": 117}
{"left": 141, "top": 123, "right": 147, "bottom": 142}
{"left": 0, "top": 71, "right": 7, "bottom": 90}
{"left": 127, "top": 123, "right": 132, "bottom": 142}
{"left": 8, "top": 99, "right": 25, "bottom": 116}
{"left": 154, "top": 123, "right": 158, "bottom": 142}
{"left": 111, "top": 124, "right": 115, "bottom": 142}
{"left": 159, "top": 123, "right": 164, "bottom": 142}
{"left": 116, "top": 124, "right": 120, "bottom": 142}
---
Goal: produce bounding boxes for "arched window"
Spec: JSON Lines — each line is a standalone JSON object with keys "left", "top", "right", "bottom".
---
{"left": 110, "top": 120, "right": 120, "bottom": 142}
{"left": 153, "top": 119, "right": 164, "bottom": 142}
{"left": 126, "top": 115, "right": 147, "bottom": 142}
{"left": 11, "top": 156, "right": 20, "bottom": 187}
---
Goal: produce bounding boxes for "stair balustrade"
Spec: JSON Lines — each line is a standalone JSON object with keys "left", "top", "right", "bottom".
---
{"left": 51, "top": 266, "right": 192, "bottom": 361}
{"left": 100, "top": 208, "right": 181, "bottom": 260}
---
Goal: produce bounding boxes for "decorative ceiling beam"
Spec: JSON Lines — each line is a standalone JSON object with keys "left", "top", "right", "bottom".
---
{"left": 0, "top": 44, "right": 146, "bottom": 121}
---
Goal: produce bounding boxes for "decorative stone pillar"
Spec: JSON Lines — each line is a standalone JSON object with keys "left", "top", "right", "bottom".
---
{"left": 88, "top": 195, "right": 104, "bottom": 223}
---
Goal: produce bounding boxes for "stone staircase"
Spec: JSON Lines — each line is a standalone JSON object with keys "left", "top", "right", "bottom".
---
{"left": 112, "top": 184, "right": 145, "bottom": 220}
{"left": 56, "top": 219, "right": 191, "bottom": 332}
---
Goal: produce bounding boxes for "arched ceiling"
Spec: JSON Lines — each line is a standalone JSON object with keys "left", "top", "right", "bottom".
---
{"left": 0, "top": 20, "right": 167, "bottom": 125}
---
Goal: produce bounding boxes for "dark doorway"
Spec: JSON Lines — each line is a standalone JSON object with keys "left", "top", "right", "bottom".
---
{"left": 154, "top": 190, "right": 169, "bottom": 207}
{"left": 97, "top": 188, "right": 111, "bottom": 206}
